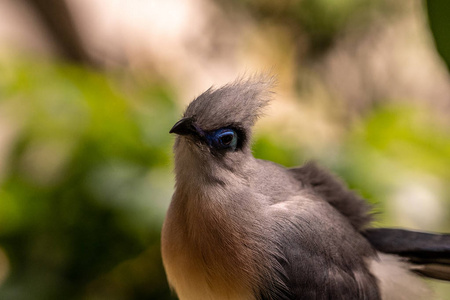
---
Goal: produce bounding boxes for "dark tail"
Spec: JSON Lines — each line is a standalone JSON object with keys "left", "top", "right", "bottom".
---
{"left": 363, "top": 228, "right": 450, "bottom": 281}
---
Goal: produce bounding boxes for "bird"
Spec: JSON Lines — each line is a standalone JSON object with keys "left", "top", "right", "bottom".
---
{"left": 161, "top": 77, "right": 450, "bottom": 300}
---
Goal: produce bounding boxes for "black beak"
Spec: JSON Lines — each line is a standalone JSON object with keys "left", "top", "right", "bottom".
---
{"left": 169, "top": 117, "right": 197, "bottom": 136}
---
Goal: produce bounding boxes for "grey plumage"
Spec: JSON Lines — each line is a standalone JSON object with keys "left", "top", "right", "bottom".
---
{"left": 161, "top": 77, "right": 448, "bottom": 300}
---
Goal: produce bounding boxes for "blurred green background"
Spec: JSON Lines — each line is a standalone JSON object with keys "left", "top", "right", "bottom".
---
{"left": 0, "top": 0, "right": 449, "bottom": 299}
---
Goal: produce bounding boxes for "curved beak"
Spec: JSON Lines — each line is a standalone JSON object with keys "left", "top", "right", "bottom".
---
{"left": 169, "top": 117, "right": 197, "bottom": 136}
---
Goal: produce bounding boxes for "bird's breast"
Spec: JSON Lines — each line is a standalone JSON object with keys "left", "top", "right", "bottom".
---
{"left": 161, "top": 193, "right": 261, "bottom": 300}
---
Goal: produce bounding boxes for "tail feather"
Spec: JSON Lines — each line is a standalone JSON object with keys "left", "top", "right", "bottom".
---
{"left": 411, "top": 263, "right": 450, "bottom": 281}
{"left": 364, "top": 228, "right": 450, "bottom": 281}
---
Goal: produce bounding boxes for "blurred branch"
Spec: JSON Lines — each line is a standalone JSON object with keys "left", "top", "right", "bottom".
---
{"left": 23, "top": 0, "right": 96, "bottom": 66}
{"left": 426, "top": 0, "right": 450, "bottom": 72}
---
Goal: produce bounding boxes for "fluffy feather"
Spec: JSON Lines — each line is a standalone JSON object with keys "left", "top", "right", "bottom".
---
{"left": 184, "top": 76, "right": 274, "bottom": 133}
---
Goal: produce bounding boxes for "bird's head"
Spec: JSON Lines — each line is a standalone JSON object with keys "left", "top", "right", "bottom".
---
{"left": 170, "top": 77, "right": 274, "bottom": 179}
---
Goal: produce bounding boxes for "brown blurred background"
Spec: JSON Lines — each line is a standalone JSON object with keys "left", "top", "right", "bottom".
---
{"left": 0, "top": 0, "right": 449, "bottom": 299}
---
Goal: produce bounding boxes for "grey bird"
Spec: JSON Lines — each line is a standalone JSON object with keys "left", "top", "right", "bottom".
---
{"left": 161, "top": 77, "right": 450, "bottom": 300}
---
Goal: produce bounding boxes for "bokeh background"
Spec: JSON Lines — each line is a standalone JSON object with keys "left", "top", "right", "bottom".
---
{"left": 0, "top": 0, "right": 449, "bottom": 299}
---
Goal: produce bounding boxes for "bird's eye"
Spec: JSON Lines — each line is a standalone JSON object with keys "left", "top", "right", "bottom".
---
{"left": 210, "top": 128, "right": 238, "bottom": 151}
{"left": 218, "top": 132, "right": 234, "bottom": 146}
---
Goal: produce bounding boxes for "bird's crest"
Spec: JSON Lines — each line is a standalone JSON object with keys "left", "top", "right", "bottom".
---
{"left": 183, "top": 75, "right": 275, "bottom": 132}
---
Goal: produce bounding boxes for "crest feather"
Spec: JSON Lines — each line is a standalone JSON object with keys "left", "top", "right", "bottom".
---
{"left": 184, "top": 75, "right": 275, "bottom": 131}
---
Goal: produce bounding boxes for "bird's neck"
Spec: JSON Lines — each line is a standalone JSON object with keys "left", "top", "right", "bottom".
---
{"left": 166, "top": 172, "right": 264, "bottom": 299}
{"left": 169, "top": 146, "right": 267, "bottom": 285}
{"left": 173, "top": 169, "right": 254, "bottom": 237}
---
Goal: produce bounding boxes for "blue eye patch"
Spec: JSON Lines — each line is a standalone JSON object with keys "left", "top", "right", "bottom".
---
{"left": 206, "top": 128, "right": 238, "bottom": 151}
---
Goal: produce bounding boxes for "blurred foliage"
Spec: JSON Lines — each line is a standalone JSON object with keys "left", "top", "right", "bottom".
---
{"left": 215, "top": 0, "right": 398, "bottom": 56}
{"left": 0, "top": 59, "right": 178, "bottom": 299}
{"left": 426, "top": 0, "right": 450, "bottom": 71}
{"left": 333, "top": 105, "right": 450, "bottom": 226}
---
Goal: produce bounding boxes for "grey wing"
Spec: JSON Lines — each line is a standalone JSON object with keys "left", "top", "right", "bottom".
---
{"left": 261, "top": 199, "right": 381, "bottom": 300}
{"left": 288, "top": 161, "right": 373, "bottom": 231}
